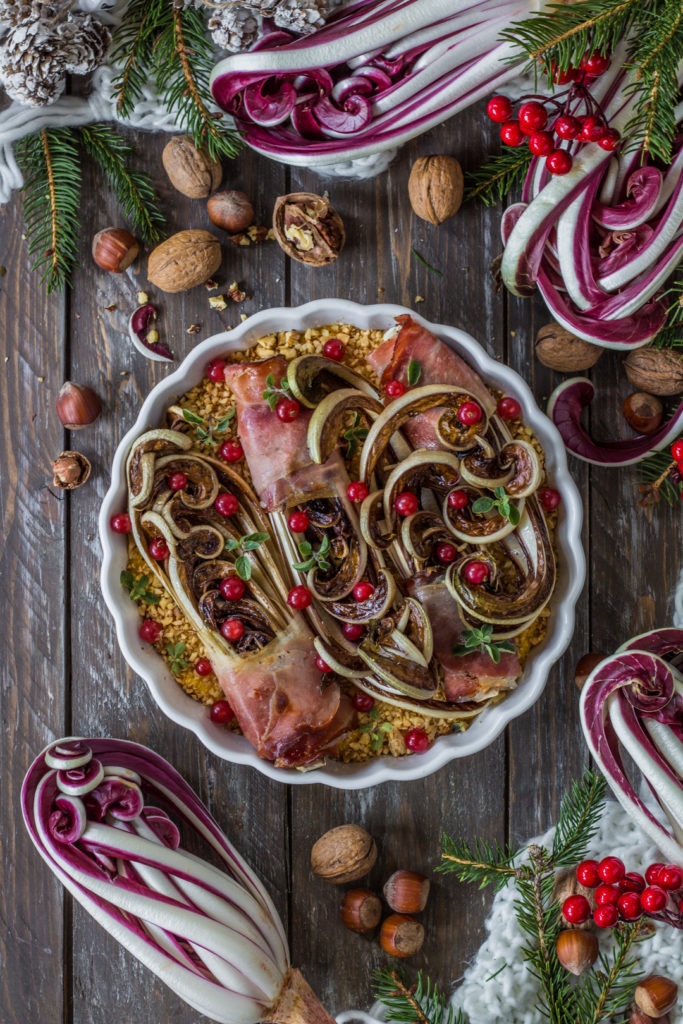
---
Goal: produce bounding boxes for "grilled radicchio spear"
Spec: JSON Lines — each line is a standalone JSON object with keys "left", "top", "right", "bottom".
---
{"left": 22, "top": 737, "right": 336, "bottom": 1024}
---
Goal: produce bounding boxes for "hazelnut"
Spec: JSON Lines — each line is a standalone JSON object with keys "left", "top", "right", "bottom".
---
{"left": 408, "top": 155, "right": 463, "bottom": 225}
{"left": 574, "top": 652, "right": 605, "bottom": 691}
{"left": 383, "top": 870, "right": 430, "bottom": 914}
{"left": 379, "top": 914, "right": 424, "bottom": 958}
{"left": 340, "top": 889, "right": 382, "bottom": 934}
{"left": 56, "top": 381, "right": 102, "bottom": 430}
{"left": 208, "top": 190, "right": 254, "bottom": 232}
{"left": 555, "top": 929, "right": 598, "bottom": 976}
{"left": 535, "top": 324, "right": 603, "bottom": 372}
{"left": 272, "top": 192, "right": 344, "bottom": 266}
{"left": 634, "top": 976, "right": 678, "bottom": 1018}
{"left": 51, "top": 451, "right": 91, "bottom": 490}
{"left": 623, "top": 392, "right": 664, "bottom": 435}
{"left": 92, "top": 227, "right": 140, "bottom": 273}
{"left": 162, "top": 136, "right": 222, "bottom": 198}
{"left": 310, "top": 824, "right": 377, "bottom": 884}
{"left": 629, "top": 1007, "right": 669, "bottom": 1024}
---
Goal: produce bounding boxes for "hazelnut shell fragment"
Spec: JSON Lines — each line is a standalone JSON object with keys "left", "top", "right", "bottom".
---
{"left": 380, "top": 914, "right": 425, "bottom": 958}
{"left": 272, "top": 192, "right": 345, "bottom": 266}
{"left": 162, "top": 136, "right": 222, "bottom": 198}
{"left": 340, "top": 889, "right": 382, "bottom": 934}
{"left": 51, "top": 451, "right": 91, "bottom": 490}
{"left": 383, "top": 870, "right": 430, "bottom": 914}
{"left": 408, "top": 154, "right": 463, "bottom": 225}
{"left": 208, "top": 190, "right": 254, "bottom": 232}
{"left": 310, "top": 824, "right": 377, "bottom": 884}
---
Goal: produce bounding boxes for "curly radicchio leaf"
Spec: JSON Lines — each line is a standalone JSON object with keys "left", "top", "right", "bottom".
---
{"left": 129, "top": 304, "right": 173, "bottom": 363}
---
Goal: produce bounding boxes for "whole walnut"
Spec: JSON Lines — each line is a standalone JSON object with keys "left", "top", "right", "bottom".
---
{"left": 408, "top": 155, "right": 463, "bottom": 225}
{"left": 535, "top": 324, "right": 602, "bottom": 372}
{"left": 162, "top": 136, "right": 222, "bottom": 198}
{"left": 310, "top": 824, "right": 377, "bottom": 884}
{"left": 148, "top": 230, "right": 222, "bottom": 293}
{"left": 623, "top": 348, "right": 683, "bottom": 397}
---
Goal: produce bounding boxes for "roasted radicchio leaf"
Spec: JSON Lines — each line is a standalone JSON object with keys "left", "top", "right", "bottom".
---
{"left": 129, "top": 304, "right": 174, "bottom": 362}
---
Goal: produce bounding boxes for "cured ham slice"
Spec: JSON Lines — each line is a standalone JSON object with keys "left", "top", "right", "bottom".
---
{"left": 407, "top": 573, "right": 521, "bottom": 702}
{"left": 224, "top": 357, "right": 345, "bottom": 511}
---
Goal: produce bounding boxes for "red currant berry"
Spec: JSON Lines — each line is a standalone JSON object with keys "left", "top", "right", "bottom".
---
{"left": 500, "top": 120, "right": 525, "bottom": 147}
{"left": 139, "top": 618, "right": 162, "bottom": 643}
{"left": 554, "top": 115, "right": 581, "bottom": 140}
{"left": 539, "top": 487, "right": 562, "bottom": 511}
{"left": 598, "top": 857, "right": 625, "bottom": 884}
{"left": 220, "top": 576, "right": 245, "bottom": 601}
{"left": 598, "top": 129, "right": 621, "bottom": 151}
{"left": 347, "top": 481, "right": 369, "bottom": 503}
{"left": 276, "top": 398, "right": 300, "bottom": 422}
{"left": 546, "top": 150, "right": 573, "bottom": 175}
{"left": 221, "top": 618, "right": 244, "bottom": 642}
{"left": 617, "top": 891, "right": 643, "bottom": 921}
{"left": 168, "top": 472, "right": 188, "bottom": 491}
{"left": 394, "top": 491, "right": 419, "bottom": 516}
{"left": 464, "top": 560, "right": 490, "bottom": 585}
{"left": 149, "top": 538, "right": 169, "bottom": 560}
{"left": 595, "top": 883, "right": 620, "bottom": 906}
{"left": 645, "top": 863, "right": 665, "bottom": 886}
{"left": 405, "top": 727, "right": 430, "bottom": 753}
{"left": 593, "top": 904, "right": 619, "bottom": 928}
{"left": 562, "top": 894, "right": 591, "bottom": 924}
{"left": 385, "top": 379, "right": 406, "bottom": 399}
{"left": 210, "top": 699, "right": 234, "bottom": 724}
{"left": 288, "top": 510, "right": 309, "bottom": 533}
{"left": 529, "top": 130, "right": 554, "bottom": 156}
{"left": 619, "top": 872, "right": 646, "bottom": 893}
{"left": 110, "top": 513, "right": 132, "bottom": 534}
{"left": 352, "top": 690, "right": 375, "bottom": 712}
{"left": 353, "top": 581, "right": 375, "bottom": 602}
{"left": 578, "top": 115, "right": 605, "bottom": 142}
{"left": 343, "top": 622, "right": 365, "bottom": 641}
{"left": 195, "top": 658, "right": 213, "bottom": 676}
{"left": 435, "top": 542, "right": 457, "bottom": 564}
{"left": 657, "top": 864, "right": 683, "bottom": 891}
{"left": 315, "top": 654, "right": 331, "bottom": 673}
{"left": 219, "top": 440, "right": 243, "bottom": 463}
{"left": 552, "top": 64, "right": 575, "bottom": 85}
{"left": 206, "top": 359, "right": 226, "bottom": 383}
{"left": 576, "top": 859, "right": 601, "bottom": 888}
{"left": 487, "top": 95, "right": 513, "bottom": 123}
{"left": 640, "top": 884, "right": 668, "bottom": 913}
{"left": 497, "top": 396, "right": 522, "bottom": 420}
{"left": 448, "top": 489, "right": 469, "bottom": 510}
{"left": 458, "top": 400, "right": 482, "bottom": 426}
{"left": 323, "top": 338, "right": 345, "bottom": 361}
{"left": 519, "top": 100, "right": 548, "bottom": 134}
{"left": 670, "top": 440, "right": 683, "bottom": 462}
{"left": 215, "top": 492, "right": 238, "bottom": 516}
{"left": 287, "top": 585, "right": 312, "bottom": 610}
{"left": 581, "top": 52, "right": 610, "bottom": 77}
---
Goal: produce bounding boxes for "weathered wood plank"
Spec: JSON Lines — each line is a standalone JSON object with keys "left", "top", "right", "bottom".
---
{"left": 0, "top": 190, "right": 67, "bottom": 1023}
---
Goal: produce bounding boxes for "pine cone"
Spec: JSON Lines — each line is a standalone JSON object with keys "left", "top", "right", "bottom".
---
{"left": 55, "top": 12, "right": 111, "bottom": 74}
{"left": 273, "top": 0, "right": 328, "bottom": 34}
{"left": 208, "top": 6, "right": 259, "bottom": 52}
{"left": 0, "top": 6, "right": 66, "bottom": 105}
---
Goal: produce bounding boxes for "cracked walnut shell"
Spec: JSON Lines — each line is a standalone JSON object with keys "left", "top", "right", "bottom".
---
{"left": 272, "top": 192, "right": 345, "bottom": 266}
{"left": 147, "top": 230, "right": 222, "bottom": 293}
{"left": 310, "top": 824, "right": 377, "bottom": 883}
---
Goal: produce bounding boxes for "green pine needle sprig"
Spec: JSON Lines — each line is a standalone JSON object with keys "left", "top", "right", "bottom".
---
{"left": 17, "top": 128, "right": 82, "bottom": 294}
{"left": 110, "top": 0, "right": 168, "bottom": 118}
{"left": 373, "top": 968, "right": 466, "bottom": 1024}
{"left": 464, "top": 145, "right": 533, "bottom": 207}
{"left": 551, "top": 769, "right": 607, "bottom": 866}
{"left": 80, "top": 124, "right": 165, "bottom": 245}
{"left": 438, "top": 834, "right": 520, "bottom": 891}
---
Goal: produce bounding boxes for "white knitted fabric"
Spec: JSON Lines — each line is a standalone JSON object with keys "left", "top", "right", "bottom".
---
{"left": 337, "top": 796, "right": 683, "bottom": 1024}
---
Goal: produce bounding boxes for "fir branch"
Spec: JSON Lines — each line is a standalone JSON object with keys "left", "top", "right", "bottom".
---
{"left": 110, "top": 0, "right": 168, "bottom": 118}
{"left": 551, "top": 768, "right": 607, "bottom": 867}
{"left": 155, "top": 2, "right": 242, "bottom": 161}
{"left": 654, "top": 274, "right": 683, "bottom": 348}
{"left": 637, "top": 447, "right": 682, "bottom": 510}
{"left": 373, "top": 968, "right": 466, "bottom": 1024}
{"left": 464, "top": 146, "right": 533, "bottom": 206}
{"left": 80, "top": 125, "right": 165, "bottom": 245}
{"left": 17, "top": 128, "right": 82, "bottom": 294}
{"left": 438, "top": 835, "right": 520, "bottom": 891}
{"left": 573, "top": 920, "right": 646, "bottom": 1023}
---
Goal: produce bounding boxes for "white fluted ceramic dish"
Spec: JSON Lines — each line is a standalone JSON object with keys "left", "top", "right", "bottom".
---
{"left": 100, "top": 300, "right": 585, "bottom": 788}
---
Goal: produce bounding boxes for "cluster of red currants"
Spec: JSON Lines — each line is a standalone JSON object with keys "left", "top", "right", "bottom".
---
{"left": 670, "top": 439, "right": 683, "bottom": 495}
{"left": 562, "top": 856, "right": 683, "bottom": 929}
{"left": 486, "top": 52, "right": 619, "bottom": 177}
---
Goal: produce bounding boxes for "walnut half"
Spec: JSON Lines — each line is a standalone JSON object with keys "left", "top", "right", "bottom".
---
{"left": 272, "top": 191, "right": 345, "bottom": 266}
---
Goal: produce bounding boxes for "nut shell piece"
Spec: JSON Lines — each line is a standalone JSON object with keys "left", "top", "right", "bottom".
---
{"left": 408, "top": 155, "right": 463, "bottom": 225}
{"left": 535, "top": 324, "right": 602, "bottom": 372}
{"left": 52, "top": 451, "right": 92, "bottom": 490}
{"left": 310, "top": 824, "right": 377, "bottom": 884}
{"left": 148, "top": 230, "right": 222, "bottom": 293}
{"left": 272, "top": 192, "right": 345, "bottom": 266}
{"left": 162, "top": 136, "right": 222, "bottom": 198}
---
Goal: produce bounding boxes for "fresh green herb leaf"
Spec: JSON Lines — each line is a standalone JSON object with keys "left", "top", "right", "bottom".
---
{"left": 225, "top": 538, "right": 239, "bottom": 552}
{"left": 215, "top": 410, "right": 235, "bottom": 432}
{"left": 181, "top": 408, "right": 205, "bottom": 426}
{"left": 291, "top": 534, "right": 332, "bottom": 574}
{"left": 452, "top": 624, "right": 515, "bottom": 664}
{"left": 343, "top": 411, "right": 369, "bottom": 459}
{"left": 472, "top": 496, "right": 495, "bottom": 514}
{"left": 262, "top": 375, "right": 291, "bottom": 411}
{"left": 120, "top": 570, "right": 160, "bottom": 605}
{"left": 411, "top": 248, "right": 443, "bottom": 275}
{"left": 166, "top": 641, "right": 189, "bottom": 673}
{"left": 472, "top": 486, "right": 520, "bottom": 525}
{"left": 407, "top": 359, "right": 423, "bottom": 385}
{"left": 235, "top": 554, "right": 251, "bottom": 580}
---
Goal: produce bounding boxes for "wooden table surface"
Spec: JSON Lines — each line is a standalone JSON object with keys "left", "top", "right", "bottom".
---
{"left": 1, "top": 102, "right": 681, "bottom": 1024}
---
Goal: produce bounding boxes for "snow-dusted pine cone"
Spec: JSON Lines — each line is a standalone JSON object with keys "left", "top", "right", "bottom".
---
{"left": 55, "top": 12, "right": 111, "bottom": 75}
{"left": 208, "top": 6, "right": 259, "bottom": 52}
{"left": 0, "top": 5, "right": 66, "bottom": 104}
{"left": 272, "top": 0, "right": 327, "bottom": 34}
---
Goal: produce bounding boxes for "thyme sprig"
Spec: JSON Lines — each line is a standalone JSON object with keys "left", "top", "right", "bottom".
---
{"left": 182, "top": 408, "right": 235, "bottom": 448}
{"left": 120, "top": 570, "right": 160, "bottom": 604}
{"left": 291, "top": 535, "right": 331, "bottom": 573}
{"left": 452, "top": 625, "right": 516, "bottom": 664}
{"left": 224, "top": 532, "right": 270, "bottom": 580}
{"left": 357, "top": 706, "right": 393, "bottom": 751}
{"left": 262, "top": 374, "right": 293, "bottom": 411}
{"left": 472, "top": 486, "right": 521, "bottom": 526}
{"left": 166, "top": 641, "right": 189, "bottom": 674}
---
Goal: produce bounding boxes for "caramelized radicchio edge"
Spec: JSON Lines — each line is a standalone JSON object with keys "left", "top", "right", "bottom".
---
{"left": 124, "top": 325, "right": 557, "bottom": 766}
